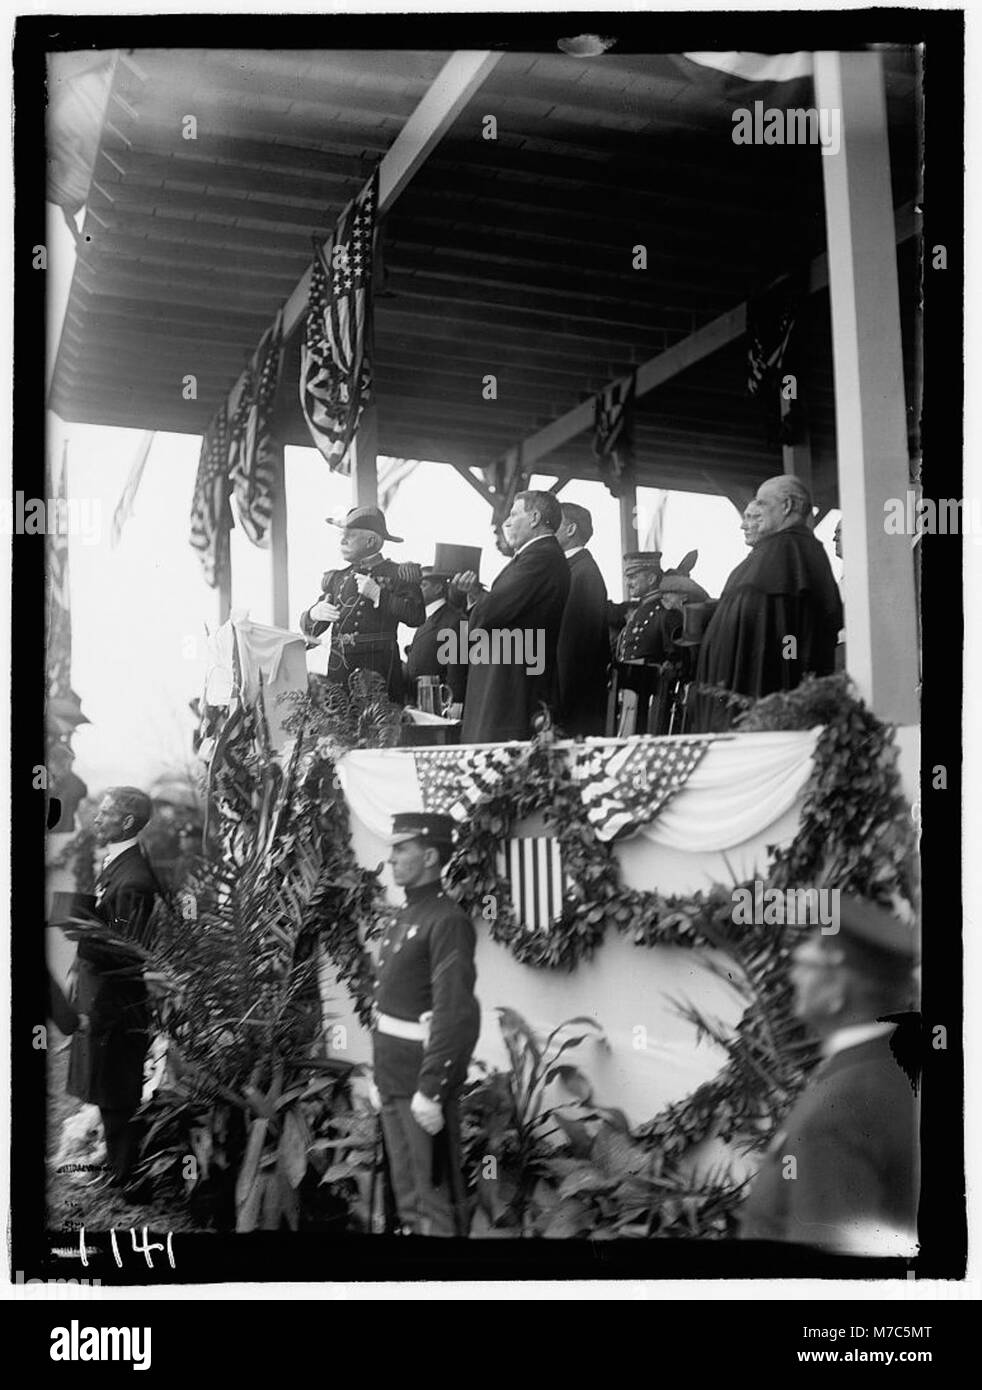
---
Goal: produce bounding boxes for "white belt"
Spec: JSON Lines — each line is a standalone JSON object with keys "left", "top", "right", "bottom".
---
{"left": 376, "top": 1013, "right": 426, "bottom": 1042}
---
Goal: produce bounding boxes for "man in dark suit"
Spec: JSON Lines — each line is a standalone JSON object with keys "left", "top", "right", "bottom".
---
{"left": 453, "top": 490, "right": 571, "bottom": 743}
{"left": 739, "top": 894, "right": 919, "bottom": 1254}
{"left": 404, "top": 566, "right": 468, "bottom": 716}
{"left": 371, "top": 812, "right": 481, "bottom": 1236}
{"left": 67, "top": 785, "right": 160, "bottom": 1193}
{"left": 300, "top": 505, "right": 425, "bottom": 704}
{"left": 555, "top": 502, "right": 610, "bottom": 737}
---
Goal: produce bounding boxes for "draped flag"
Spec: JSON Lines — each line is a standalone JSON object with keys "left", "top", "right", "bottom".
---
{"left": 594, "top": 373, "right": 635, "bottom": 499}
{"left": 110, "top": 430, "right": 155, "bottom": 548}
{"left": 300, "top": 169, "right": 379, "bottom": 472}
{"left": 189, "top": 402, "right": 232, "bottom": 588}
{"left": 415, "top": 744, "right": 524, "bottom": 821}
{"left": 572, "top": 737, "right": 714, "bottom": 842}
{"left": 229, "top": 310, "right": 285, "bottom": 547}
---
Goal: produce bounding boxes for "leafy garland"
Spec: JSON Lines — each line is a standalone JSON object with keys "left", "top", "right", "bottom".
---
{"left": 439, "top": 673, "right": 916, "bottom": 1168}
{"left": 443, "top": 673, "right": 915, "bottom": 972}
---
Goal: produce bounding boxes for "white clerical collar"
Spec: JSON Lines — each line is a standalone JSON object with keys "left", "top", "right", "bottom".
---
{"left": 822, "top": 1020, "right": 894, "bottom": 1059}
{"left": 564, "top": 545, "right": 585, "bottom": 559}
{"left": 424, "top": 598, "right": 444, "bottom": 619}
{"left": 515, "top": 533, "right": 552, "bottom": 556}
{"left": 102, "top": 836, "right": 140, "bottom": 870}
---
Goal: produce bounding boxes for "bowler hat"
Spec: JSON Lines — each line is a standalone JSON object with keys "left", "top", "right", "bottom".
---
{"left": 390, "top": 811, "right": 457, "bottom": 845}
{"left": 325, "top": 506, "right": 403, "bottom": 543}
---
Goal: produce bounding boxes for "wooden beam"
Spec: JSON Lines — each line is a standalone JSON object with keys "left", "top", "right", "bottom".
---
{"left": 511, "top": 201, "right": 917, "bottom": 470}
{"left": 449, "top": 460, "right": 497, "bottom": 506}
{"left": 280, "top": 51, "right": 502, "bottom": 346}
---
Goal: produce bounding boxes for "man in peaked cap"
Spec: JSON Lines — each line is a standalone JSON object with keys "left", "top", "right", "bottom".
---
{"left": 300, "top": 505, "right": 424, "bottom": 703}
{"left": 371, "top": 812, "right": 481, "bottom": 1236}
{"left": 739, "top": 893, "right": 920, "bottom": 1254}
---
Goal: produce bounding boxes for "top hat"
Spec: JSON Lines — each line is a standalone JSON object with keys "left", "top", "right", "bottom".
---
{"left": 325, "top": 506, "right": 403, "bottom": 543}
{"left": 674, "top": 600, "right": 717, "bottom": 647}
{"left": 427, "top": 542, "right": 482, "bottom": 581}
{"left": 390, "top": 811, "right": 457, "bottom": 845}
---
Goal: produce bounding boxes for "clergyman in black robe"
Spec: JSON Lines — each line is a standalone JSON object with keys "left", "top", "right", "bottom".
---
{"left": 690, "top": 475, "right": 843, "bottom": 732}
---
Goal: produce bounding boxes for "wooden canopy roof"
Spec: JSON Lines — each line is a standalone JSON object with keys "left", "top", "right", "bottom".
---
{"left": 47, "top": 45, "right": 920, "bottom": 503}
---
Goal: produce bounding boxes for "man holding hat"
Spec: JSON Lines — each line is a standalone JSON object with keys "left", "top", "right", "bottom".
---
{"left": 739, "top": 893, "right": 919, "bottom": 1253}
{"left": 404, "top": 544, "right": 478, "bottom": 716}
{"left": 300, "top": 505, "right": 424, "bottom": 703}
{"left": 372, "top": 812, "right": 481, "bottom": 1236}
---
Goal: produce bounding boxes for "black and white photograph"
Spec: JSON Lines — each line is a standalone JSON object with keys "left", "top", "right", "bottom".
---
{"left": 5, "top": 4, "right": 973, "bottom": 1317}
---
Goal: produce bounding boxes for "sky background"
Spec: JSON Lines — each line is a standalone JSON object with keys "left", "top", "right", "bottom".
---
{"left": 46, "top": 200, "right": 840, "bottom": 797}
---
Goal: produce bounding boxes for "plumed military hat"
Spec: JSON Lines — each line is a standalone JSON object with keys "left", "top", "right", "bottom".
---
{"left": 390, "top": 811, "right": 457, "bottom": 846}
{"left": 325, "top": 506, "right": 403, "bottom": 543}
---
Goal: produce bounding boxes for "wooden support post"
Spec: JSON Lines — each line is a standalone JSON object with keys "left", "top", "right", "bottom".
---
{"left": 814, "top": 50, "right": 918, "bottom": 724}
{"left": 780, "top": 389, "right": 814, "bottom": 498}
{"left": 619, "top": 485, "right": 638, "bottom": 558}
{"left": 269, "top": 447, "right": 290, "bottom": 628}
{"left": 350, "top": 404, "right": 379, "bottom": 507}
{"left": 218, "top": 548, "right": 232, "bottom": 625}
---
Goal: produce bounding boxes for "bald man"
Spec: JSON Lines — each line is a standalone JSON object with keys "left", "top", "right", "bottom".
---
{"left": 689, "top": 476, "right": 842, "bottom": 732}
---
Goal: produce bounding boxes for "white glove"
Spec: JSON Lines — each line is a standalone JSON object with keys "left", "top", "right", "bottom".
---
{"left": 310, "top": 599, "right": 340, "bottom": 622}
{"left": 368, "top": 1081, "right": 382, "bottom": 1113}
{"left": 355, "top": 573, "right": 381, "bottom": 606}
{"left": 410, "top": 1091, "right": 444, "bottom": 1136}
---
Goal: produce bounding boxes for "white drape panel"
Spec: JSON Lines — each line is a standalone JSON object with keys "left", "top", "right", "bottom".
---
{"left": 635, "top": 728, "right": 823, "bottom": 851}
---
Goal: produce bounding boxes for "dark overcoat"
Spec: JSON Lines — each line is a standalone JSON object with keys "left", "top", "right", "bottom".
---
{"left": 405, "top": 601, "right": 468, "bottom": 705}
{"left": 460, "top": 534, "right": 571, "bottom": 743}
{"left": 738, "top": 1033, "right": 918, "bottom": 1249}
{"left": 67, "top": 846, "right": 158, "bottom": 1113}
{"left": 556, "top": 548, "right": 610, "bottom": 737}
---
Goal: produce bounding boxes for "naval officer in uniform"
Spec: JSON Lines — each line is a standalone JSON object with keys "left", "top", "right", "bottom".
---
{"left": 373, "top": 812, "right": 480, "bottom": 1236}
{"left": 739, "top": 893, "right": 919, "bottom": 1253}
{"left": 300, "top": 505, "right": 424, "bottom": 703}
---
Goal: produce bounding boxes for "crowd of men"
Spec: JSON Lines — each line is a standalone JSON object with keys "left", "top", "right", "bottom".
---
{"left": 299, "top": 472, "right": 843, "bottom": 740}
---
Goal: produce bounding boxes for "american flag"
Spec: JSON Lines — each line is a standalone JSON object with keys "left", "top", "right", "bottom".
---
{"left": 230, "top": 309, "right": 285, "bottom": 547}
{"left": 594, "top": 372, "right": 635, "bottom": 499}
{"left": 189, "top": 402, "right": 232, "bottom": 588}
{"left": 416, "top": 745, "right": 524, "bottom": 821}
{"left": 300, "top": 170, "right": 379, "bottom": 472}
{"left": 572, "top": 736, "right": 714, "bottom": 841}
{"left": 497, "top": 837, "right": 566, "bottom": 933}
